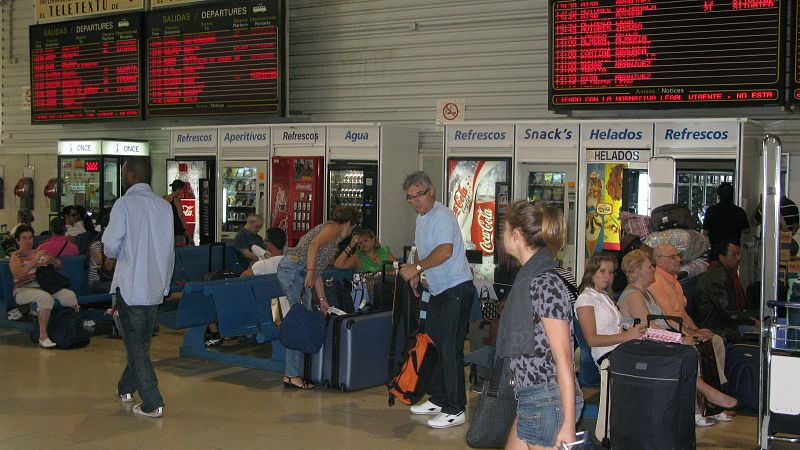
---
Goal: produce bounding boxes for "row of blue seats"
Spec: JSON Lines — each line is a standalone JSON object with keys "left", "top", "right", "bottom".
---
{"left": 0, "top": 243, "right": 243, "bottom": 314}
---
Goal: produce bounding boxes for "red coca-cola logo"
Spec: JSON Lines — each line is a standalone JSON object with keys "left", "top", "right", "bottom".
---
{"left": 181, "top": 198, "right": 197, "bottom": 224}
{"left": 476, "top": 206, "right": 494, "bottom": 254}
{"left": 453, "top": 185, "right": 468, "bottom": 216}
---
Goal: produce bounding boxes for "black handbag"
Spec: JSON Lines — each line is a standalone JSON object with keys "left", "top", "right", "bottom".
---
{"left": 479, "top": 286, "right": 499, "bottom": 320}
{"left": 466, "top": 357, "right": 517, "bottom": 448}
{"left": 35, "top": 241, "right": 71, "bottom": 294}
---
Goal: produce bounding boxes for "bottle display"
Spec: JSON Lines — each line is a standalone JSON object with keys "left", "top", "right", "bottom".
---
{"left": 222, "top": 166, "right": 258, "bottom": 233}
{"left": 527, "top": 171, "right": 566, "bottom": 206}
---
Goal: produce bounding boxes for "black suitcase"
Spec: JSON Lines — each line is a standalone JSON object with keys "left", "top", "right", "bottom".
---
{"left": 650, "top": 203, "right": 699, "bottom": 231}
{"left": 607, "top": 339, "right": 698, "bottom": 450}
{"left": 723, "top": 344, "right": 759, "bottom": 410}
{"left": 204, "top": 242, "right": 238, "bottom": 281}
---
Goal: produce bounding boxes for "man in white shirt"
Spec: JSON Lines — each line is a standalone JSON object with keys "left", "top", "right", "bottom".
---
{"left": 103, "top": 158, "right": 174, "bottom": 419}
{"left": 243, "top": 227, "right": 286, "bottom": 276}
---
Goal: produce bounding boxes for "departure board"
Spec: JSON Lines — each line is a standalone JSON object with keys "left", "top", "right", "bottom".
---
{"left": 147, "top": 0, "right": 284, "bottom": 117}
{"left": 30, "top": 13, "right": 143, "bottom": 123}
{"left": 549, "top": 0, "right": 785, "bottom": 109}
{"left": 790, "top": 0, "right": 800, "bottom": 105}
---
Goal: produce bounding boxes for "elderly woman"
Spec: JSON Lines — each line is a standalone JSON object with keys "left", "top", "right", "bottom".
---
{"left": 9, "top": 224, "right": 79, "bottom": 348}
{"left": 10, "top": 209, "right": 35, "bottom": 236}
{"left": 617, "top": 249, "right": 741, "bottom": 426}
{"left": 276, "top": 205, "right": 361, "bottom": 390}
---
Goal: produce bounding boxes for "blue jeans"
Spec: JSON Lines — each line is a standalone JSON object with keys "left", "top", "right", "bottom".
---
{"left": 515, "top": 381, "right": 584, "bottom": 447}
{"left": 425, "top": 280, "right": 474, "bottom": 415}
{"left": 277, "top": 256, "right": 313, "bottom": 378}
{"left": 116, "top": 291, "right": 163, "bottom": 412}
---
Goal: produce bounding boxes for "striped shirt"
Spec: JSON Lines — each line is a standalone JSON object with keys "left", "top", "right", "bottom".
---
{"left": 12, "top": 252, "right": 39, "bottom": 294}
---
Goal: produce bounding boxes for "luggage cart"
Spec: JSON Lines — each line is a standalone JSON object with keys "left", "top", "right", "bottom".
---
{"left": 760, "top": 302, "right": 800, "bottom": 448}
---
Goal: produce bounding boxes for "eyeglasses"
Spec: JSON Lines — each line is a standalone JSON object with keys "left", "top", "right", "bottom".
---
{"left": 657, "top": 254, "right": 680, "bottom": 260}
{"left": 406, "top": 189, "right": 429, "bottom": 202}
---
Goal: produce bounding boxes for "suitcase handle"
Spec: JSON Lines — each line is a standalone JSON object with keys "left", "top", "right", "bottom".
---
{"left": 646, "top": 314, "right": 683, "bottom": 334}
{"left": 209, "top": 242, "right": 226, "bottom": 273}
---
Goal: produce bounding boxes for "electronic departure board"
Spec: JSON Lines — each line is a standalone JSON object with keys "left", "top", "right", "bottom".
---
{"left": 549, "top": 0, "right": 785, "bottom": 109}
{"left": 147, "top": 0, "right": 285, "bottom": 117}
{"left": 790, "top": 1, "right": 800, "bottom": 105}
{"left": 30, "top": 13, "right": 143, "bottom": 123}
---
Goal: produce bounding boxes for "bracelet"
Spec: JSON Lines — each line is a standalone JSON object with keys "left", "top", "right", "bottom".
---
{"left": 344, "top": 248, "right": 352, "bottom": 256}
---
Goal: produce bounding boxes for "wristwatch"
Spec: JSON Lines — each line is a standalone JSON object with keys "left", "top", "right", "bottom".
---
{"left": 415, "top": 264, "right": 424, "bottom": 274}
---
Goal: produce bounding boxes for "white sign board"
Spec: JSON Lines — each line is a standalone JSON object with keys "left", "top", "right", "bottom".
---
{"left": 446, "top": 125, "right": 514, "bottom": 148}
{"left": 581, "top": 123, "right": 653, "bottom": 149}
{"left": 272, "top": 127, "right": 326, "bottom": 146}
{"left": 655, "top": 122, "right": 740, "bottom": 148}
{"left": 171, "top": 129, "right": 218, "bottom": 149}
{"left": 22, "top": 86, "right": 31, "bottom": 110}
{"left": 516, "top": 123, "right": 579, "bottom": 148}
{"left": 58, "top": 140, "right": 102, "bottom": 155}
{"left": 586, "top": 148, "right": 652, "bottom": 163}
{"left": 219, "top": 127, "right": 270, "bottom": 148}
{"left": 328, "top": 126, "right": 379, "bottom": 147}
{"left": 436, "top": 98, "right": 465, "bottom": 125}
{"left": 102, "top": 140, "right": 149, "bottom": 156}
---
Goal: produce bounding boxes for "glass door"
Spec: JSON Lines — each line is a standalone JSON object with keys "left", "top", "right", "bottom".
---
{"left": 60, "top": 157, "right": 102, "bottom": 216}
{"left": 103, "top": 157, "right": 120, "bottom": 213}
{"left": 221, "top": 165, "right": 259, "bottom": 239}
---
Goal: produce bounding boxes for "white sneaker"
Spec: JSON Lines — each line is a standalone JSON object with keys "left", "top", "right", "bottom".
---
{"left": 326, "top": 306, "right": 348, "bottom": 316}
{"left": 7, "top": 308, "right": 23, "bottom": 320}
{"left": 39, "top": 338, "right": 57, "bottom": 349}
{"left": 133, "top": 403, "right": 163, "bottom": 418}
{"left": 427, "top": 411, "right": 466, "bottom": 429}
{"left": 83, "top": 319, "right": 96, "bottom": 328}
{"left": 410, "top": 400, "right": 442, "bottom": 415}
{"left": 118, "top": 393, "right": 134, "bottom": 403}
{"left": 709, "top": 411, "right": 733, "bottom": 422}
{"left": 695, "top": 414, "right": 716, "bottom": 427}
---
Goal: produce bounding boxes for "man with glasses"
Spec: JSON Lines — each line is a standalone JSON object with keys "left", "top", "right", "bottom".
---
{"left": 649, "top": 243, "right": 727, "bottom": 384}
{"left": 399, "top": 171, "right": 473, "bottom": 429}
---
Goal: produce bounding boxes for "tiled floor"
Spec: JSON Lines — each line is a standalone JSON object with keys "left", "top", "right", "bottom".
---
{"left": 0, "top": 326, "right": 769, "bottom": 449}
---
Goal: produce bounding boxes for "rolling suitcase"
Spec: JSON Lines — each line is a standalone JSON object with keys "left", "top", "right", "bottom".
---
{"left": 204, "top": 242, "right": 238, "bottom": 280}
{"left": 607, "top": 339, "right": 698, "bottom": 450}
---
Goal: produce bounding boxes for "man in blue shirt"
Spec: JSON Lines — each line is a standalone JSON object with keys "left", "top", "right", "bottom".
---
{"left": 104, "top": 158, "right": 174, "bottom": 419}
{"left": 399, "top": 171, "right": 473, "bottom": 429}
{"left": 234, "top": 215, "right": 266, "bottom": 269}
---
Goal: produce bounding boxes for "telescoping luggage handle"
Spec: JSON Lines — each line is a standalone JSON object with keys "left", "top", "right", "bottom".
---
{"left": 646, "top": 314, "right": 683, "bottom": 334}
{"left": 209, "top": 242, "right": 227, "bottom": 273}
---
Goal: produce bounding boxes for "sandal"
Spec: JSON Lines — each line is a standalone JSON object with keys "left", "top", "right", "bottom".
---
{"left": 283, "top": 376, "right": 314, "bottom": 390}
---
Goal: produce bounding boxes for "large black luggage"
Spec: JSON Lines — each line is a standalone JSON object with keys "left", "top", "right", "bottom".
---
{"left": 650, "top": 203, "right": 698, "bottom": 231}
{"left": 30, "top": 307, "right": 91, "bottom": 349}
{"left": 203, "top": 242, "right": 238, "bottom": 280}
{"left": 723, "top": 344, "right": 759, "bottom": 410}
{"left": 608, "top": 339, "right": 698, "bottom": 450}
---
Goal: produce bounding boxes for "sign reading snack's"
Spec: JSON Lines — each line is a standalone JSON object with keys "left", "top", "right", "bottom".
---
{"left": 36, "top": 0, "right": 144, "bottom": 21}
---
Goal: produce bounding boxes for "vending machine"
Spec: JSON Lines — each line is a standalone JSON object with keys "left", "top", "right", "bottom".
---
{"left": 217, "top": 126, "right": 270, "bottom": 241}
{"left": 166, "top": 158, "right": 216, "bottom": 246}
{"left": 514, "top": 122, "right": 580, "bottom": 275}
{"left": 444, "top": 124, "right": 514, "bottom": 281}
{"left": 327, "top": 163, "right": 378, "bottom": 234}
{"left": 57, "top": 139, "right": 149, "bottom": 217}
{"left": 269, "top": 156, "right": 324, "bottom": 246}
{"left": 578, "top": 122, "right": 653, "bottom": 267}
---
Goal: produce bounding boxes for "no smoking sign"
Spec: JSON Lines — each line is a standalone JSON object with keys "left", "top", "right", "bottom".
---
{"left": 436, "top": 98, "right": 465, "bottom": 125}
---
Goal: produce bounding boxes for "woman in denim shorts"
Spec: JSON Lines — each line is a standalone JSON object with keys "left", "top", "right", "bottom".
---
{"left": 494, "top": 201, "right": 584, "bottom": 449}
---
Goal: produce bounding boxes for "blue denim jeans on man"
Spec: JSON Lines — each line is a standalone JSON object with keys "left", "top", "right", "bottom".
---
{"left": 116, "top": 290, "right": 163, "bottom": 412}
{"left": 276, "top": 255, "right": 314, "bottom": 378}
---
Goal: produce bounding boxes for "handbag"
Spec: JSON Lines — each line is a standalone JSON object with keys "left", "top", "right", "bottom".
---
{"left": 479, "top": 285, "right": 499, "bottom": 320}
{"left": 279, "top": 299, "right": 325, "bottom": 354}
{"left": 466, "top": 357, "right": 517, "bottom": 448}
{"left": 35, "top": 241, "right": 71, "bottom": 294}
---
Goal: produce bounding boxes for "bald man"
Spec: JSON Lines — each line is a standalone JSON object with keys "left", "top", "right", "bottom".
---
{"left": 649, "top": 243, "right": 726, "bottom": 383}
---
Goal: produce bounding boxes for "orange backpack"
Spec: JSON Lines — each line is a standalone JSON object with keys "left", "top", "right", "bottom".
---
{"left": 386, "top": 278, "right": 440, "bottom": 406}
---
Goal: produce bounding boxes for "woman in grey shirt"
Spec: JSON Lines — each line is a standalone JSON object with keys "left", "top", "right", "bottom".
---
{"left": 276, "top": 205, "right": 361, "bottom": 389}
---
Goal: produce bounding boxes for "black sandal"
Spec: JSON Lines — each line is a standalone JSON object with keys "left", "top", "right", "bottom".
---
{"left": 283, "top": 376, "right": 314, "bottom": 390}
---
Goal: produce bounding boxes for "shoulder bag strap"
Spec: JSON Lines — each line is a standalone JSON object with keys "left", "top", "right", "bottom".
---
{"left": 57, "top": 240, "right": 69, "bottom": 257}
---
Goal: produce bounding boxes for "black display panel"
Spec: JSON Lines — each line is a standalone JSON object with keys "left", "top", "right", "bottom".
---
{"left": 790, "top": 0, "right": 800, "bottom": 105}
{"left": 146, "top": 0, "right": 285, "bottom": 117}
{"left": 549, "top": 0, "right": 785, "bottom": 110}
{"left": 30, "top": 13, "right": 143, "bottom": 123}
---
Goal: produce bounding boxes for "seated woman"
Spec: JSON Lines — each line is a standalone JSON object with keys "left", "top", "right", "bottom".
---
{"left": 333, "top": 228, "right": 396, "bottom": 273}
{"left": 9, "top": 225, "right": 79, "bottom": 348}
{"left": 615, "top": 249, "right": 741, "bottom": 426}
{"left": 88, "top": 214, "right": 115, "bottom": 295}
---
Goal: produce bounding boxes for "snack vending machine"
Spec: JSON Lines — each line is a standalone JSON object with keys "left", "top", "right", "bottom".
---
{"left": 166, "top": 158, "right": 216, "bottom": 245}
{"left": 327, "top": 163, "right": 378, "bottom": 234}
{"left": 220, "top": 164, "right": 267, "bottom": 239}
{"left": 269, "top": 156, "right": 324, "bottom": 247}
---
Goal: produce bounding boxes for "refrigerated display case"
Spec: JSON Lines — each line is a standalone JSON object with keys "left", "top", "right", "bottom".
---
{"left": 166, "top": 158, "right": 216, "bottom": 245}
{"left": 221, "top": 164, "right": 266, "bottom": 240}
{"left": 269, "top": 156, "right": 324, "bottom": 247}
{"left": 677, "top": 170, "right": 734, "bottom": 224}
{"left": 327, "top": 163, "right": 378, "bottom": 234}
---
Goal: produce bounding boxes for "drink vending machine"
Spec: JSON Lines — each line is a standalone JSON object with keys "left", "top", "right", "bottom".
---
{"left": 167, "top": 128, "right": 219, "bottom": 245}
{"left": 269, "top": 125, "right": 327, "bottom": 247}
{"left": 217, "top": 126, "right": 270, "bottom": 241}
{"left": 444, "top": 124, "right": 514, "bottom": 281}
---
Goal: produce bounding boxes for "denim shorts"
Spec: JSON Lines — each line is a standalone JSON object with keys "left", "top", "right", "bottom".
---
{"left": 515, "top": 382, "right": 584, "bottom": 447}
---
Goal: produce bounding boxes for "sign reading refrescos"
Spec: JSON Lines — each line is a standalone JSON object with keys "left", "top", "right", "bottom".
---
{"left": 30, "top": 13, "right": 143, "bottom": 123}
{"left": 147, "top": 0, "right": 286, "bottom": 118}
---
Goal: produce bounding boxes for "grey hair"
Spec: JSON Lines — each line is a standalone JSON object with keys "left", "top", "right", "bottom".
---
{"left": 246, "top": 214, "right": 264, "bottom": 224}
{"left": 402, "top": 171, "right": 434, "bottom": 191}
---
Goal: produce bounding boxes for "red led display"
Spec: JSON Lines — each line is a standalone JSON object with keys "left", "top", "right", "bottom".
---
{"left": 85, "top": 161, "right": 100, "bottom": 172}
{"left": 30, "top": 13, "right": 143, "bottom": 123}
{"left": 549, "top": 0, "right": 785, "bottom": 109}
{"left": 791, "top": 0, "right": 800, "bottom": 105}
{"left": 146, "top": 0, "right": 285, "bottom": 117}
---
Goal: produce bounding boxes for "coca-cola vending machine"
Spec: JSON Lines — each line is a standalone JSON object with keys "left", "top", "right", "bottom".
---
{"left": 166, "top": 158, "right": 216, "bottom": 245}
{"left": 269, "top": 156, "right": 324, "bottom": 247}
{"left": 446, "top": 157, "right": 511, "bottom": 280}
